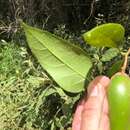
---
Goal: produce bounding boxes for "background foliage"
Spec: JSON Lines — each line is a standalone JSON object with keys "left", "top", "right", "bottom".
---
{"left": 0, "top": 0, "right": 130, "bottom": 129}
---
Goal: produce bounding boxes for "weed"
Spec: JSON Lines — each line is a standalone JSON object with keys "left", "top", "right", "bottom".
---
{"left": 0, "top": 41, "right": 79, "bottom": 130}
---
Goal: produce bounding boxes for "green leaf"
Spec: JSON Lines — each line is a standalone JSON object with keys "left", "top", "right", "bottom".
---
{"left": 97, "top": 61, "right": 103, "bottom": 74}
{"left": 83, "top": 23, "right": 125, "bottom": 48}
{"left": 22, "top": 22, "right": 92, "bottom": 93}
{"left": 101, "top": 48, "right": 120, "bottom": 62}
{"left": 107, "top": 60, "right": 123, "bottom": 77}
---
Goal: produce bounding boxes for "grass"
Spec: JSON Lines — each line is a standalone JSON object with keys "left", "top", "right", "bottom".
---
{"left": 0, "top": 40, "right": 79, "bottom": 130}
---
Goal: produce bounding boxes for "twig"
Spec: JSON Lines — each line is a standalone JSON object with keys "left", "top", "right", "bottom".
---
{"left": 121, "top": 48, "right": 130, "bottom": 73}
{"left": 83, "top": 0, "right": 95, "bottom": 24}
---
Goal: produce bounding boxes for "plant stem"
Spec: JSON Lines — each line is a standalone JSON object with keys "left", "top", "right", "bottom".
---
{"left": 121, "top": 48, "right": 130, "bottom": 73}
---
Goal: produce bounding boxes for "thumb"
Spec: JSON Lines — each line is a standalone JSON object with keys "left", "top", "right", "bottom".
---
{"left": 80, "top": 76, "right": 110, "bottom": 130}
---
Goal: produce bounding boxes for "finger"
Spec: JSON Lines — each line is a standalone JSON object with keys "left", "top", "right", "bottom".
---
{"left": 99, "top": 95, "right": 110, "bottom": 130}
{"left": 87, "top": 76, "right": 110, "bottom": 115}
{"left": 80, "top": 76, "right": 110, "bottom": 130}
{"left": 72, "top": 76, "right": 107, "bottom": 130}
{"left": 87, "top": 76, "right": 110, "bottom": 95}
{"left": 72, "top": 99, "right": 85, "bottom": 130}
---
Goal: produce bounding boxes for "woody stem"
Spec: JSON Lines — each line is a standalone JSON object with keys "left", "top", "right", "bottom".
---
{"left": 121, "top": 48, "right": 130, "bottom": 73}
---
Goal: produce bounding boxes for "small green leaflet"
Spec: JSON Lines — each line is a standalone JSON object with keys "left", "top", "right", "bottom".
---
{"left": 107, "top": 60, "right": 123, "bottom": 77}
{"left": 101, "top": 48, "right": 120, "bottom": 62}
{"left": 83, "top": 23, "right": 125, "bottom": 48}
{"left": 22, "top": 22, "right": 92, "bottom": 93}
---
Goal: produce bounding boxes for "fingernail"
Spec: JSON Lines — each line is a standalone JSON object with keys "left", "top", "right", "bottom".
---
{"left": 90, "top": 85, "right": 98, "bottom": 96}
{"left": 99, "top": 76, "right": 110, "bottom": 87}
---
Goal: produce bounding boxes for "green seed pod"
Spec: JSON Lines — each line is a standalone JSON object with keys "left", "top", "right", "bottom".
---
{"left": 108, "top": 74, "right": 130, "bottom": 130}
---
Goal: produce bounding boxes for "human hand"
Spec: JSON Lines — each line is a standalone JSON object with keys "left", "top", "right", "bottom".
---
{"left": 72, "top": 76, "right": 110, "bottom": 130}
